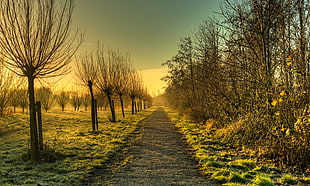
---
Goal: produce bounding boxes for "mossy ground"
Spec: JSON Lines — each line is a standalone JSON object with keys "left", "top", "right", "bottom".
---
{"left": 165, "top": 108, "right": 310, "bottom": 186}
{"left": 0, "top": 107, "right": 155, "bottom": 185}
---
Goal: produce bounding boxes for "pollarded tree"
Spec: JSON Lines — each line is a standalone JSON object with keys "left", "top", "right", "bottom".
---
{"left": 114, "top": 51, "right": 132, "bottom": 117}
{"left": 36, "top": 87, "right": 55, "bottom": 112}
{"left": 70, "top": 92, "right": 82, "bottom": 111}
{"left": 75, "top": 50, "right": 98, "bottom": 131}
{"left": 82, "top": 93, "right": 90, "bottom": 111}
{"left": 0, "top": 0, "right": 82, "bottom": 162}
{"left": 17, "top": 89, "right": 29, "bottom": 113}
{"left": 56, "top": 91, "right": 69, "bottom": 111}
{"left": 128, "top": 70, "right": 143, "bottom": 115}
{"left": 96, "top": 47, "right": 118, "bottom": 122}
{"left": 11, "top": 90, "right": 19, "bottom": 113}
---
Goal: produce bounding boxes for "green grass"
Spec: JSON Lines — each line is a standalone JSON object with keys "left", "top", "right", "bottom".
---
{"left": 165, "top": 108, "right": 310, "bottom": 185}
{"left": 280, "top": 174, "right": 298, "bottom": 185}
{"left": 0, "top": 107, "right": 155, "bottom": 185}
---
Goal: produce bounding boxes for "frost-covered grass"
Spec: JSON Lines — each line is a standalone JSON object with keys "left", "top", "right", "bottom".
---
{"left": 0, "top": 108, "right": 155, "bottom": 185}
{"left": 165, "top": 108, "right": 310, "bottom": 186}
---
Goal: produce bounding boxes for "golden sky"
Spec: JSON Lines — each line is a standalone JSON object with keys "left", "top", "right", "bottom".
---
{"left": 72, "top": 0, "right": 220, "bottom": 94}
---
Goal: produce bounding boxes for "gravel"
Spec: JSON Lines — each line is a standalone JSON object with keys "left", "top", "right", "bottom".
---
{"left": 88, "top": 108, "right": 217, "bottom": 185}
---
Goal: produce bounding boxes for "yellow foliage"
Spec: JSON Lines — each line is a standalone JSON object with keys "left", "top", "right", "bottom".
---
{"left": 280, "top": 91, "right": 286, "bottom": 96}
{"left": 271, "top": 100, "right": 277, "bottom": 106}
{"left": 286, "top": 61, "right": 292, "bottom": 66}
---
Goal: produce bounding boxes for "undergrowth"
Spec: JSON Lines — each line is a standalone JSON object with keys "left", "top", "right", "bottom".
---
{"left": 165, "top": 108, "right": 310, "bottom": 185}
{"left": 0, "top": 108, "right": 155, "bottom": 185}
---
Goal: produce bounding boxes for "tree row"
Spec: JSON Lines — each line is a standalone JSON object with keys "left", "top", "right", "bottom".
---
{"left": 163, "top": 0, "right": 310, "bottom": 171}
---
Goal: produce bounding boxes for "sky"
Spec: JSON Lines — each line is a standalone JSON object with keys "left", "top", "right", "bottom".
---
{"left": 72, "top": 0, "right": 221, "bottom": 96}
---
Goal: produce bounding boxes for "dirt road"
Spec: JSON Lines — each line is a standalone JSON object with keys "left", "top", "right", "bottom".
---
{"left": 90, "top": 108, "right": 215, "bottom": 185}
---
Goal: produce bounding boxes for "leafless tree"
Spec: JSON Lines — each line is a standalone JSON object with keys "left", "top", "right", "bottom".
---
{"left": 18, "top": 89, "right": 29, "bottom": 113}
{"left": 114, "top": 51, "right": 132, "bottom": 117}
{"left": 56, "top": 91, "right": 70, "bottom": 111}
{"left": 75, "top": 50, "right": 98, "bottom": 130}
{"left": 96, "top": 47, "right": 118, "bottom": 122}
{"left": 11, "top": 90, "right": 19, "bottom": 113}
{"left": 82, "top": 93, "right": 90, "bottom": 111}
{"left": 0, "top": 0, "right": 82, "bottom": 162}
{"left": 70, "top": 92, "right": 82, "bottom": 111}
{"left": 0, "top": 65, "right": 17, "bottom": 115}
{"left": 36, "top": 87, "right": 55, "bottom": 112}
{"left": 127, "top": 70, "right": 143, "bottom": 115}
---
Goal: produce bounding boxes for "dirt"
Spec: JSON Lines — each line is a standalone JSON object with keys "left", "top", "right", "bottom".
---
{"left": 88, "top": 108, "right": 217, "bottom": 185}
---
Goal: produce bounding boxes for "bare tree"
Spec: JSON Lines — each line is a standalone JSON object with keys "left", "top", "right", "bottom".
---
{"left": 114, "top": 51, "right": 132, "bottom": 117}
{"left": 36, "top": 87, "right": 55, "bottom": 112}
{"left": 18, "top": 89, "right": 29, "bottom": 113}
{"left": 0, "top": 0, "right": 82, "bottom": 162}
{"left": 127, "top": 70, "right": 143, "bottom": 115}
{"left": 96, "top": 47, "right": 118, "bottom": 122}
{"left": 75, "top": 51, "right": 98, "bottom": 130}
{"left": 70, "top": 92, "right": 82, "bottom": 111}
{"left": 56, "top": 91, "right": 69, "bottom": 111}
{"left": 11, "top": 90, "right": 19, "bottom": 113}
{"left": 82, "top": 93, "right": 90, "bottom": 111}
{"left": 0, "top": 65, "right": 17, "bottom": 115}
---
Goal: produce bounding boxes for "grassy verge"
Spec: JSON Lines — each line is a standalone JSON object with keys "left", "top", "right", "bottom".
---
{"left": 165, "top": 108, "right": 310, "bottom": 186}
{"left": 0, "top": 108, "right": 155, "bottom": 185}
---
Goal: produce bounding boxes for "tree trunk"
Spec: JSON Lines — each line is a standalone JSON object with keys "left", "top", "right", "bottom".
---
{"left": 94, "top": 99, "right": 98, "bottom": 130}
{"left": 27, "top": 76, "right": 40, "bottom": 162}
{"left": 119, "top": 94, "right": 125, "bottom": 117}
{"left": 135, "top": 101, "right": 137, "bottom": 114}
{"left": 36, "top": 101, "right": 43, "bottom": 151}
{"left": 131, "top": 97, "right": 135, "bottom": 114}
{"left": 107, "top": 94, "right": 116, "bottom": 122}
{"left": 88, "top": 81, "right": 96, "bottom": 131}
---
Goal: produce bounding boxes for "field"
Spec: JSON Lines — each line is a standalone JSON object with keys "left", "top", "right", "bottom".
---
{"left": 165, "top": 108, "right": 310, "bottom": 186}
{"left": 0, "top": 107, "right": 155, "bottom": 185}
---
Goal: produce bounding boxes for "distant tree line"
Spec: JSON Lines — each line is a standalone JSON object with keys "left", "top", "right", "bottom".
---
{"left": 163, "top": 0, "right": 309, "bottom": 171}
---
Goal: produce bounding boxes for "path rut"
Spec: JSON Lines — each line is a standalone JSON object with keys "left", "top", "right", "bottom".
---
{"left": 90, "top": 108, "right": 215, "bottom": 185}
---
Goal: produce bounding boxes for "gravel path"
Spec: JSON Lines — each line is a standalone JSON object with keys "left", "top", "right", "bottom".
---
{"left": 90, "top": 108, "right": 215, "bottom": 185}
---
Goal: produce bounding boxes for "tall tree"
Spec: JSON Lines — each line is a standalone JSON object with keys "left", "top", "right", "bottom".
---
{"left": 96, "top": 47, "right": 118, "bottom": 122}
{"left": 0, "top": 0, "right": 82, "bottom": 162}
{"left": 75, "top": 50, "right": 98, "bottom": 131}
{"left": 114, "top": 51, "right": 132, "bottom": 117}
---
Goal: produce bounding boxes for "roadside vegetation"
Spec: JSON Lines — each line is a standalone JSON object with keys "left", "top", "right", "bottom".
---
{"left": 166, "top": 108, "right": 310, "bottom": 185}
{"left": 0, "top": 107, "right": 155, "bottom": 185}
{"left": 162, "top": 0, "right": 310, "bottom": 176}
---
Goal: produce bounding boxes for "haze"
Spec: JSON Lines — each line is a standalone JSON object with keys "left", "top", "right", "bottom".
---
{"left": 72, "top": 0, "right": 220, "bottom": 95}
